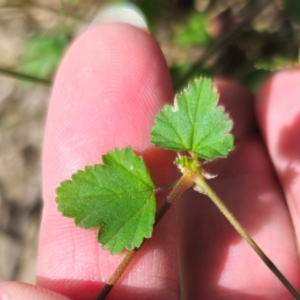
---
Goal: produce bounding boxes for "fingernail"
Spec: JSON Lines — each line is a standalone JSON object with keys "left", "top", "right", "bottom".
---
{"left": 90, "top": 4, "right": 148, "bottom": 31}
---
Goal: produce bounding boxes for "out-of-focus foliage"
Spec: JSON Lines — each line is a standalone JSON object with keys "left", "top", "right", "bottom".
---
{"left": 254, "top": 56, "right": 297, "bottom": 71}
{"left": 170, "top": 64, "right": 212, "bottom": 92}
{"left": 173, "top": 11, "right": 211, "bottom": 47}
{"left": 21, "top": 34, "right": 68, "bottom": 79}
{"left": 243, "top": 69, "right": 271, "bottom": 93}
{"left": 284, "top": 0, "right": 300, "bottom": 23}
{"left": 12, "top": 0, "right": 300, "bottom": 92}
{"left": 246, "top": 55, "right": 299, "bottom": 92}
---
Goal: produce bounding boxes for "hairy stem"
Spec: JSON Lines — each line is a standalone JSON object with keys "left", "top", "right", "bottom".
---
{"left": 194, "top": 174, "right": 300, "bottom": 300}
{"left": 154, "top": 180, "right": 178, "bottom": 193}
{"left": 96, "top": 171, "right": 194, "bottom": 300}
{"left": 95, "top": 251, "right": 137, "bottom": 300}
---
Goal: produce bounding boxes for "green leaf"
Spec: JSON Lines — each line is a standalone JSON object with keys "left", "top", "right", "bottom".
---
{"left": 151, "top": 78, "right": 234, "bottom": 160}
{"left": 173, "top": 11, "right": 211, "bottom": 47}
{"left": 21, "top": 34, "right": 68, "bottom": 79}
{"left": 56, "top": 147, "right": 156, "bottom": 254}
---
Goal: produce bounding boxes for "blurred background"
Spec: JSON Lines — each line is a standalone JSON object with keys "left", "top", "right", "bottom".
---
{"left": 0, "top": 0, "right": 299, "bottom": 285}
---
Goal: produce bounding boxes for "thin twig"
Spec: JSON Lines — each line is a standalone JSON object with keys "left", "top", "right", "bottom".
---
{"left": 194, "top": 175, "right": 300, "bottom": 300}
{"left": 174, "top": 0, "right": 273, "bottom": 90}
{"left": 96, "top": 172, "right": 194, "bottom": 300}
{"left": 0, "top": 68, "right": 51, "bottom": 86}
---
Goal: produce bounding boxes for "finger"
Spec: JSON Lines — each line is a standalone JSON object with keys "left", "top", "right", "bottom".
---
{"left": 39, "top": 23, "right": 177, "bottom": 300}
{"left": 0, "top": 282, "right": 70, "bottom": 300}
{"left": 256, "top": 68, "right": 300, "bottom": 251}
{"left": 176, "top": 80, "right": 300, "bottom": 299}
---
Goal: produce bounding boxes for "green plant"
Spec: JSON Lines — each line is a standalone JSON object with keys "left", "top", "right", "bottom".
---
{"left": 21, "top": 33, "right": 68, "bottom": 80}
{"left": 173, "top": 11, "right": 211, "bottom": 47}
{"left": 56, "top": 78, "right": 300, "bottom": 300}
{"left": 284, "top": 0, "right": 300, "bottom": 24}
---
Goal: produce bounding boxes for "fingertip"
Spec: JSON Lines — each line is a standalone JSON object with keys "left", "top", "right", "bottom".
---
{"left": 256, "top": 67, "right": 300, "bottom": 141}
{"left": 255, "top": 67, "right": 300, "bottom": 239}
{"left": 0, "top": 282, "right": 70, "bottom": 300}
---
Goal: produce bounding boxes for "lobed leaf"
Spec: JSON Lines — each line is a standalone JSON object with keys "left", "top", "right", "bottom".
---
{"left": 151, "top": 78, "right": 234, "bottom": 160}
{"left": 56, "top": 147, "right": 156, "bottom": 254}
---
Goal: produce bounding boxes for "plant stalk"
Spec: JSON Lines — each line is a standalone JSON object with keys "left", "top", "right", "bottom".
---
{"left": 194, "top": 174, "right": 300, "bottom": 300}
{"left": 96, "top": 172, "right": 194, "bottom": 300}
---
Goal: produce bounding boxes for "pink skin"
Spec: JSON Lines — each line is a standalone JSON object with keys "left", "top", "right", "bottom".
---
{"left": 1, "top": 23, "right": 300, "bottom": 299}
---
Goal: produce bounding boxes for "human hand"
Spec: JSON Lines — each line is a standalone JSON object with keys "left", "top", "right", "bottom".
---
{"left": 1, "top": 14, "right": 300, "bottom": 300}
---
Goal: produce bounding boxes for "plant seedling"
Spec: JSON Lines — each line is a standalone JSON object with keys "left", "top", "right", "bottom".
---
{"left": 56, "top": 78, "right": 300, "bottom": 300}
